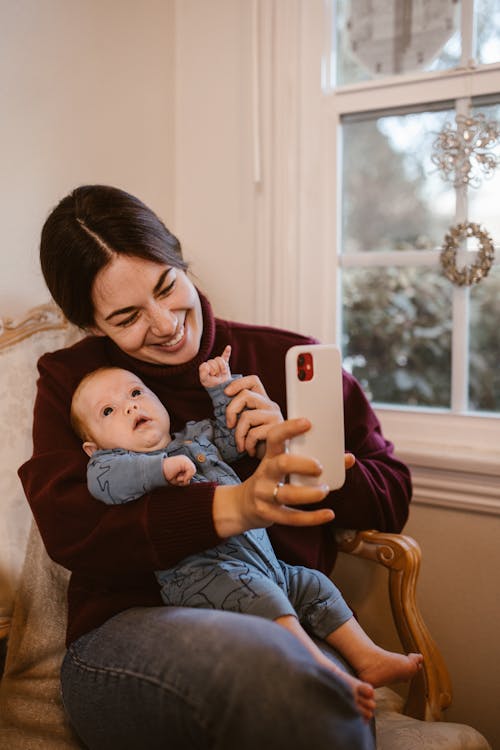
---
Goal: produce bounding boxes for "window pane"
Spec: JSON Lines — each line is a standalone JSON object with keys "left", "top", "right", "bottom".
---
{"left": 334, "top": 0, "right": 460, "bottom": 87}
{"left": 342, "top": 110, "right": 455, "bottom": 253}
{"left": 469, "top": 265, "right": 500, "bottom": 412}
{"left": 468, "top": 101, "right": 500, "bottom": 239}
{"left": 342, "top": 267, "right": 452, "bottom": 407}
{"left": 475, "top": 0, "right": 500, "bottom": 64}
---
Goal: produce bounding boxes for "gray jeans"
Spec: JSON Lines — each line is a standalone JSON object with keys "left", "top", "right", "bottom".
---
{"left": 61, "top": 606, "right": 375, "bottom": 750}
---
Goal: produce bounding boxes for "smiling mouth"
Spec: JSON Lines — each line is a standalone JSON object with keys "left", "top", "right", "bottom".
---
{"left": 154, "top": 324, "right": 185, "bottom": 349}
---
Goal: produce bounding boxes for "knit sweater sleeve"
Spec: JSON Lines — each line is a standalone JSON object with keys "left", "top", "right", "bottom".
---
{"left": 18, "top": 347, "right": 221, "bottom": 577}
{"left": 214, "top": 320, "right": 412, "bottom": 574}
{"left": 325, "top": 369, "right": 412, "bottom": 533}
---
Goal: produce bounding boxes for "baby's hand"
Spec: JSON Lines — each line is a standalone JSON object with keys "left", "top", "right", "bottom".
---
{"left": 163, "top": 455, "right": 196, "bottom": 486}
{"left": 199, "top": 345, "right": 232, "bottom": 388}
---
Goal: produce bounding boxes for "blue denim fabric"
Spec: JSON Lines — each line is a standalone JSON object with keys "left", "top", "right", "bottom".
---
{"left": 61, "top": 606, "right": 374, "bottom": 750}
{"left": 156, "top": 528, "right": 353, "bottom": 639}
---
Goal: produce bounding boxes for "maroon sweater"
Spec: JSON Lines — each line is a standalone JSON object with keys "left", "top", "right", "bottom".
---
{"left": 18, "top": 293, "right": 411, "bottom": 645}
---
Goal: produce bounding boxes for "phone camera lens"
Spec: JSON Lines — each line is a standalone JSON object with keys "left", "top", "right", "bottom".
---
{"left": 298, "top": 369, "right": 306, "bottom": 381}
{"left": 297, "top": 354, "right": 305, "bottom": 367}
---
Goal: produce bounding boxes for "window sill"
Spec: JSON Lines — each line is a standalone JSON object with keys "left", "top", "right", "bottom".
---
{"left": 376, "top": 407, "right": 500, "bottom": 516}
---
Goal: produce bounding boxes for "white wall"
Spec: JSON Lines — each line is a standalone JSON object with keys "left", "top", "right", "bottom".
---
{"left": 173, "top": 0, "right": 256, "bottom": 324}
{"left": 0, "top": 0, "right": 176, "bottom": 318}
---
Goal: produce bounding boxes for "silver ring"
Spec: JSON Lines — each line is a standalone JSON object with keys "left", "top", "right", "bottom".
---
{"left": 273, "top": 481, "right": 285, "bottom": 501}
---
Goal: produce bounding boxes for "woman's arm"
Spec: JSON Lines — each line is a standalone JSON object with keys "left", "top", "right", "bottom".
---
{"left": 221, "top": 327, "right": 411, "bottom": 534}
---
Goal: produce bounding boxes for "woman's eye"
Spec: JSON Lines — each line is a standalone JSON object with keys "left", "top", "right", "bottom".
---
{"left": 131, "top": 389, "right": 142, "bottom": 398}
{"left": 118, "top": 312, "right": 139, "bottom": 328}
{"left": 158, "top": 279, "right": 176, "bottom": 298}
{"left": 102, "top": 406, "right": 113, "bottom": 417}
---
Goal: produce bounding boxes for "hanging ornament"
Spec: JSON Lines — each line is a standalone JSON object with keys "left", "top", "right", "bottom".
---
{"left": 346, "top": 0, "right": 457, "bottom": 77}
{"left": 431, "top": 113, "right": 500, "bottom": 188}
{"left": 440, "top": 222, "right": 495, "bottom": 287}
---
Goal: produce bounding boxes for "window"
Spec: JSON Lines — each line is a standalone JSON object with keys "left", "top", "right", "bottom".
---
{"left": 341, "top": 99, "right": 500, "bottom": 413}
{"left": 323, "top": 0, "right": 500, "bottom": 476}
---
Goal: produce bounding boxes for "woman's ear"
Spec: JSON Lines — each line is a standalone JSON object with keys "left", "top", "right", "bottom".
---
{"left": 87, "top": 325, "right": 106, "bottom": 337}
{"left": 83, "top": 441, "right": 98, "bottom": 457}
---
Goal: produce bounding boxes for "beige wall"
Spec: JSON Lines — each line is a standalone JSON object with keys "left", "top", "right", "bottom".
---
{"left": 173, "top": 0, "right": 256, "bottom": 323}
{"left": 405, "top": 504, "right": 500, "bottom": 747}
{"left": 0, "top": 0, "right": 175, "bottom": 317}
{"left": 334, "top": 499, "right": 500, "bottom": 748}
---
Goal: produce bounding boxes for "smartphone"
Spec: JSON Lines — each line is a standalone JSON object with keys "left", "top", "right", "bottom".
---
{"left": 285, "top": 344, "right": 345, "bottom": 490}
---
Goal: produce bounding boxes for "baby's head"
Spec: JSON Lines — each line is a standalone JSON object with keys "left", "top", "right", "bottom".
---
{"left": 71, "top": 367, "right": 171, "bottom": 457}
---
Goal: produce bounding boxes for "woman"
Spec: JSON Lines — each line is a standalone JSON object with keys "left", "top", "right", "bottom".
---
{"left": 19, "top": 185, "right": 411, "bottom": 750}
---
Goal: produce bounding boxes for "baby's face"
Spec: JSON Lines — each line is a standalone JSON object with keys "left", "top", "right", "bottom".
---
{"left": 77, "top": 369, "right": 171, "bottom": 453}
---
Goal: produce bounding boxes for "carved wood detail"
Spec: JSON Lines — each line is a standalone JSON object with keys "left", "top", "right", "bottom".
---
{"left": 0, "top": 616, "right": 9, "bottom": 641}
{"left": 0, "top": 302, "right": 69, "bottom": 351}
{"left": 336, "top": 528, "right": 453, "bottom": 721}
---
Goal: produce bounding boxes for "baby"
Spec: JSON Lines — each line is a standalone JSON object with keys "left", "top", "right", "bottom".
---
{"left": 71, "top": 346, "right": 423, "bottom": 720}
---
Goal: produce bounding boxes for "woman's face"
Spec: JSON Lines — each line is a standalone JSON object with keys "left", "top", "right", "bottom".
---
{"left": 91, "top": 255, "right": 203, "bottom": 365}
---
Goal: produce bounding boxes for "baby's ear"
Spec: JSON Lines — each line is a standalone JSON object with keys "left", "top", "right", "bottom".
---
{"left": 83, "top": 441, "right": 98, "bottom": 457}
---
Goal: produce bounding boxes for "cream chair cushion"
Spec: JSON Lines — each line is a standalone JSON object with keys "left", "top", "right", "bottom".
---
{"left": 0, "top": 311, "right": 83, "bottom": 747}
{"left": 0, "top": 522, "right": 82, "bottom": 749}
{"left": 374, "top": 688, "right": 491, "bottom": 749}
{"left": 0, "top": 318, "right": 80, "bottom": 622}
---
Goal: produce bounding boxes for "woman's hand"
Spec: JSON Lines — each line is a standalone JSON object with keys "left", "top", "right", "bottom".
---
{"left": 223, "top": 375, "right": 284, "bottom": 456}
{"left": 213, "top": 418, "right": 355, "bottom": 538}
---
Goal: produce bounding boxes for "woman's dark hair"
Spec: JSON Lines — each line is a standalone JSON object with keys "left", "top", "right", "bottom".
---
{"left": 40, "top": 185, "right": 188, "bottom": 329}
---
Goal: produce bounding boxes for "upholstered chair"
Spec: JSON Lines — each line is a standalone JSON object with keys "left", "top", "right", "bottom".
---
{"left": 0, "top": 304, "right": 491, "bottom": 750}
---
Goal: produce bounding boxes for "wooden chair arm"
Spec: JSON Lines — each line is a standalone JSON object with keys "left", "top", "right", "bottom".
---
{"left": 335, "top": 529, "right": 452, "bottom": 721}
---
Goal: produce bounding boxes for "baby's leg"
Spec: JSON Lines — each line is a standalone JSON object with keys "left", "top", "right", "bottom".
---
{"left": 282, "top": 562, "right": 422, "bottom": 706}
{"left": 275, "top": 614, "right": 376, "bottom": 722}
{"left": 282, "top": 563, "right": 422, "bottom": 689}
{"left": 325, "top": 616, "right": 423, "bottom": 688}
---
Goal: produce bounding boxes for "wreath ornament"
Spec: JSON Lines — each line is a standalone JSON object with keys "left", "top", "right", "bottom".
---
{"left": 440, "top": 222, "right": 495, "bottom": 287}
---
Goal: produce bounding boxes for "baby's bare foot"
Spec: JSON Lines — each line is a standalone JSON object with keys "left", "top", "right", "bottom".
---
{"left": 357, "top": 648, "right": 423, "bottom": 688}
{"left": 315, "top": 653, "right": 376, "bottom": 721}
{"left": 340, "top": 671, "right": 376, "bottom": 722}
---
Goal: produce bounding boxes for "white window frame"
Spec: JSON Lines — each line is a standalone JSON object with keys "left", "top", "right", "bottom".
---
{"left": 322, "top": 2, "right": 500, "bottom": 513}
{"left": 252, "top": 0, "right": 500, "bottom": 515}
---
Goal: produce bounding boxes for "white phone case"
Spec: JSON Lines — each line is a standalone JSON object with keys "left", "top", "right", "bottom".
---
{"left": 285, "top": 344, "right": 345, "bottom": 490}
